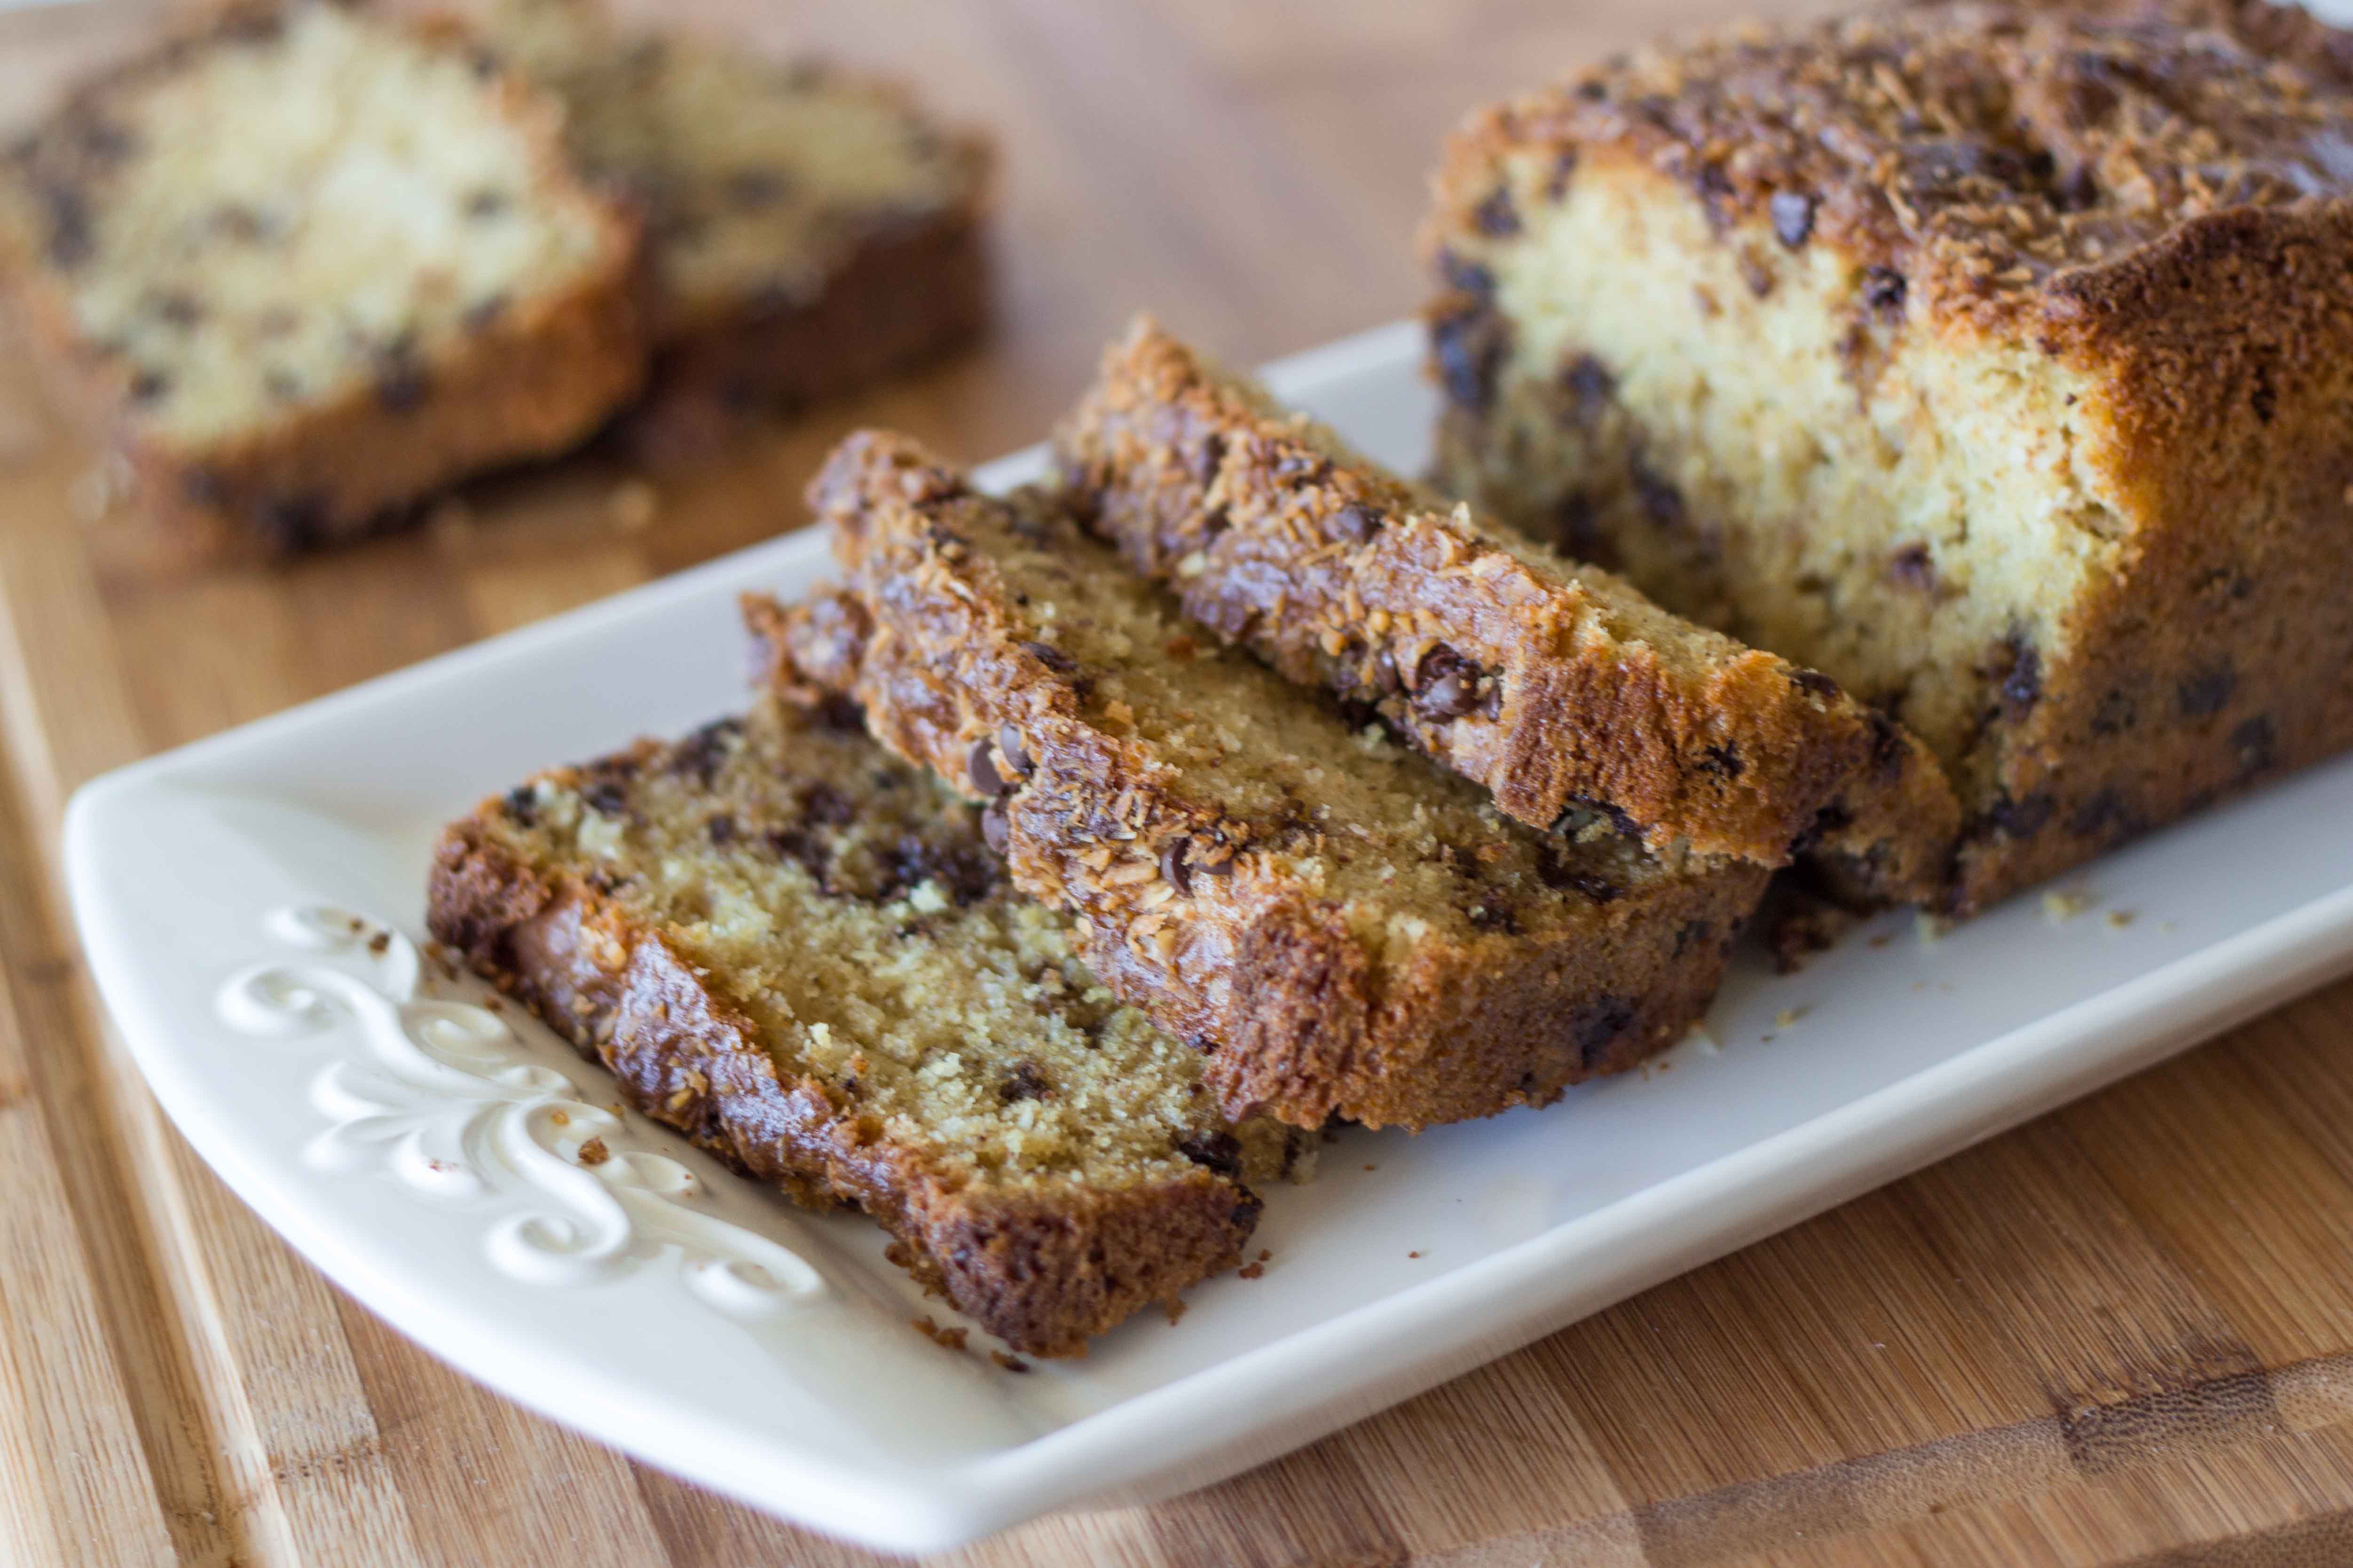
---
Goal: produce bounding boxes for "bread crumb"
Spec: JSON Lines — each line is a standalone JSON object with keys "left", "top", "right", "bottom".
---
{"left": 990, "top": 1350, "right": 1031, "bottom": 1373}
{"left": 1363, "top": 1163, "right": 1377, "bottom": 1172}
{"left": 1773, "top": 1005, "right": 1806, "bottom": 1029}
{"left": 1408, "top": 1250, "right": 1422, "bottom": 1259}
{"left": 2042, "top": 889, "right": 2094, "bottom": 924}
{"left": 1868, "top": 933, "right": 1893, "bottom": 948}
{"left": 548, "top": 1107, "right": 567, "bottom": 1126}
{"left": 1238, "top": 1261, "right": 1266, "bottom": 1279}
{"left": 1257, "top": 1249, "right": 1271, "bottom": 1262}
{"left": 608, "top": 478, "right": 659, "bottom": 532}
{"left": 912, "top": 1315, "right": 969, "bottom": 1351}
{"left": 576, "top": 1136, "right": 609, "bottom": 1167}
{"left": 2104, "top": 909, "right": 2135, "bottom": 929}
{"left": 1915, "top": 912, "right": 1951, "bottom": 946}
{"left": 1164, "top": 1298, "right": 1187, "bottom": 1325}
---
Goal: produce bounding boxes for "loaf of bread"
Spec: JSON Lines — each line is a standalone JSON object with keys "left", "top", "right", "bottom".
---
{"left": 473, "top": 0, "right": 990, "bottom": 420}
{"left": 0, "top": 1, "right": 644, "bottom": 555}
{"left": 1424, "top": 0, "right": 2353, "bottom": 911}
{"left": 750, "top": 431, "right": 1771, "bottom": 1131}
{"left": 1053, "top": 317, "right": 1958, "bottom": 906}
{"left": 429, "top": 695, "right": 1311, "bottom": 1357}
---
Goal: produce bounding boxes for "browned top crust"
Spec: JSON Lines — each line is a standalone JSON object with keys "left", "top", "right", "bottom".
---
{"left": 756, "top": 430, "right": 1771, "bottom": 1130}
{"left": 1429, "top": 0, "right": 2353, "bottom": 341}
{"left": 1052, "top": 316, "right": 1956, "bottom": 898}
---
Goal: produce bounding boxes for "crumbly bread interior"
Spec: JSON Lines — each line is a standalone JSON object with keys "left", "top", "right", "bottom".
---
{"left": 472, "top": 697, "right": 1301, "bottom": 1193}
{"left": 472, "top": 0, "right": 982, "bottom": 327}
{"left": 0, "top": 3, "right": 619, "bottom": 450}
{"left": 1445, "top": 157, "right": 2108, "bottom": 808}
{"left": 873, "top": 478, "right": 1695, "bottom": 965}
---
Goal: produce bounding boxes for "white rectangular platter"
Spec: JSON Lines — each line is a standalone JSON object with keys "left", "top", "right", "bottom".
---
{"left": 65, "top": 320, "right": 2353, "bottom": 1553}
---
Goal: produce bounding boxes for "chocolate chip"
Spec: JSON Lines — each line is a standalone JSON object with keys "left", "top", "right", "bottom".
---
{"left": 1983, "top": 790, "right": 2054, "bottom": 841}
{"left": 1473, "top": 188, "right": 1519, "bottom": 236}
{"left": 40, "top": 182, "right": 92, "bottom": 268}
{"left": 155, "top": 292, "right": 204, "bottom": 328}
{"left": 1671, "top": 919, "right": 1712, "bottom": 958}
{"left": 2069, "top": 787, "right": 2132, "bottom": 840}
{"left": 1551, "top": 491, "right": 1610, "bottom": 565}
{"left": 2232, "top": 714, "right": 2277, "bottom": 774}
{"left": 996, "top": 724, "right": 1032, "bottom": 778}
{"left": 128, "top": 369, "right": 170, "bottom": 404}
{"left": 1562, "top": 354, "right": 1616, "bottom": 429}
{"left": 997, "top": 1063, "right": 1051, "bottom": 1103}
{"left": 254, "top": 493, "right": 329, "bottom": 551}
{"left": 882, "top": 834, "right": 997, "bottom": 906}
{"left": 1534, "top": 840, "right": 1621, "bottom": 902}
{"left": 1437, "top": 248, "right": 1494, "bottom": 299}
{"left": 503, "top": 785, "right": 537, "bottom": 825}
{"left": 1862, "top": 266, "right": 1908, "bottom": 324}
{"left": 1559, "top": 794, "right": 1646, "bottom": 841}
{"left": 1770, "top": 190, "right": 1816, "bottom": 248}
{"left": 2251, "top": 364, "right": 2277, "bottom": 426}
{"left": 375, "top": 359, "right": 429, "bottom": 414}
{"left": 1160, "top": 838, "right": 1194, "bottom": 897}
{"left": 1412, "top": 644, "right": 1482, "bottom": 721}
{"left": 968, "top": 737, "right": 1009, "bottom": 797}
{"left": 1546, "top": 149, "right": 1579, "bottom": 199}
{"left": 1175, "top": 1130, "right": 1242, "bottom": 1178}
{"left": 1699, "top": 743, "right": 1743, "bottom": 779}
{"left": 1570, "top": 996, "right": 1638, "bottom": 1071}
{"left": 799, "top": 782, "right": 857, "bottom": 826}
{"left": 810, "top": 693, "right": 866, "bottom": 733}
{"left": 580, "top": 780, "right": 629, "bottom": 816}
{"left": 707, "top": 814, "right": 738, "bottom": 846}
{"left": 1019, "top": 640, "right": 1077, "bottom": 675}
{"left": 464, "top": 188, "right": 510, "bottom": 219}
{"left": 1887, "top": 542, "right": 1936, "bottom": 591}
{"left": 1431, "top": 305, "right": 1504, "bottom": 412}
{"left": 1188, "top": 432, "right": 1225, "bottom": 486}
{"left": 2092, "top": 690, "right": 2136, "bottom": 735}
{"left": 671, "top": 716, "right": 743, "bottom": 786}
{"left": 1469, "top": 902, "right": 1522, "bottom": 933}
{"left": 2179, "top": 664, "right": 2236, "bottom": 718}
{"left": 1331, "top": 504, "right": 1380, "bottom": 544}
{"left": 1630, "top": 458, "right": 1684, "bottom": 526}
{"left": 1994, "top": 635, "right": 2041, "bottom": 717}
{"left": 1791, "top": 669, "right": 1842, "bottom": 700}
{"left": 725, "top": 168, "right": 793, "bottom": 209}
{"left": 981, "top": 800, "right": 1011, "bottom": 857}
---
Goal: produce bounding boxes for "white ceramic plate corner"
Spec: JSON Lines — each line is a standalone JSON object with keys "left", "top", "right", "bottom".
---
{"left": 64, "top": 321, "right": 2353, "bottom": 1554}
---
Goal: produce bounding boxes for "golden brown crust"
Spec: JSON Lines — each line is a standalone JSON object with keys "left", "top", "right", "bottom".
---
{"left": 1425, "top": 0, "right": 2353, "bottom": 913}
{"left": 626, "top": 183, "right": 990, "bottom": 445}
{"left": 1051, "top": 317, "right": 1956, "bottom": 903}
{"left": 0, "top": 3, "right": 647, "bottom": 558}
{"left": 1425, "top": 1, "right": 2353, "bottom": 342}
{"left": 427, "top": 817, "right": 1264, "bottom": 1358}
{"left": 752, "top": 431, "right": 1771, "bottom": 1130}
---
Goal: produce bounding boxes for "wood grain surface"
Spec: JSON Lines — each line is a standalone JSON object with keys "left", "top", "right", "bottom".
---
{"left": 5, "top": 2, "right": 2353, "bottom": 1563}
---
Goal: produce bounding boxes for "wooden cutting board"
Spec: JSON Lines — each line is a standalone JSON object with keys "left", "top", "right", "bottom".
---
{"left": 6, "top": 2, "right": 2353, "bottom": 1564}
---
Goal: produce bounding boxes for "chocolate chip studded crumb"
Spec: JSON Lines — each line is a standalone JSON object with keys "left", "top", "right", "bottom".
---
{"left": 779, "top": 428, "right": 1774, "bottom": 1130}
{"left": 430, "top": 696, "right": 1309, "bottom": 1356}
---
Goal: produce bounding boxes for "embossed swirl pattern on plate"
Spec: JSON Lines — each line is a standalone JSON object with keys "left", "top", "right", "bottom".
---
{"left": 215, "top": 904, "right": 826, "bottom": 1321}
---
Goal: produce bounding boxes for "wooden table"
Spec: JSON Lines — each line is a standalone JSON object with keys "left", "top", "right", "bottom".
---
{"left": 7, "top": 2, "right": 2353, "bottom": 1563}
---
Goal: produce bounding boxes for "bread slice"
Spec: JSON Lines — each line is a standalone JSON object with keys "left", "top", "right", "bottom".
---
{"left": 0, "top": 1, "right": 645, "bottom": 556}
{"left": 749, "top": 431, "right": 1771, "bottom": 1131}
{"left": 428, "top": 694, "right": 1311, "bottom": 1357}
{"left": 1423, "top": 1, "right": 2353, "bottom": 911}
{"left": 472, "top": 0, "right": 990, "bottom": 422}
{"left": 1053, "top": 317, "right": 1960, "bottom": 906}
